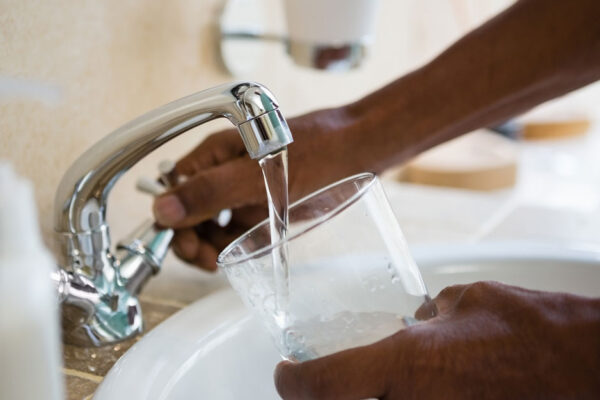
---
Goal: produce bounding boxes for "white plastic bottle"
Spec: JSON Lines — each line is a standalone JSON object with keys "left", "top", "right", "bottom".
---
{"left": 0, "top": 163, "right": 64, "bottom": 400}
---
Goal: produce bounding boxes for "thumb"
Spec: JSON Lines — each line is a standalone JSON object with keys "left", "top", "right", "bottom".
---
{"left": 153, "top": 157, "right": 265, "bottom": 228}
{"left": 274, "top": 337, "right": 397, "bottom": 400}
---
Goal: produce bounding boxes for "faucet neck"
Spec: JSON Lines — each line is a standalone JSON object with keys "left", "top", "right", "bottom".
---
{"left": 54, "top": 82, "right": 290, "bottom": 240}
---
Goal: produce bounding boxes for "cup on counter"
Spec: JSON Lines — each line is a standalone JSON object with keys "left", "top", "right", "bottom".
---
{"left": 217, "top": 173, "right": 436, "bottom": 361}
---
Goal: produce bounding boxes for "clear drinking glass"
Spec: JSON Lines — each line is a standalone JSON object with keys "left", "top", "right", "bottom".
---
{"left": 217, "top": 173, "right": 436, "bottom": 362}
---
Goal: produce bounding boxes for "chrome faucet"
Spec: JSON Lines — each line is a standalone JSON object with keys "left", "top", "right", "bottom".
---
{"left": 52, "top": 82, "right": 293, "bottom": 346}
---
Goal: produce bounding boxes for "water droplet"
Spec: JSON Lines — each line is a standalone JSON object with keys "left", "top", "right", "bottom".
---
{"left": 284, "top": 329, "right": 296, "bottom": 342}
{"left": 284, "top": 328, "right": 306, "bottom": 348}
{"left": 87, "top": 365, "right": 96, "bottom": 373}
{"left": 387, "top": 263, "right": 400, "bottom": 284}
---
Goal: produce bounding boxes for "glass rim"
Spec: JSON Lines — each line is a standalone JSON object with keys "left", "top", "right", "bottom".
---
{"left": 217, "top": 172, "right": 377, "bottom": 268}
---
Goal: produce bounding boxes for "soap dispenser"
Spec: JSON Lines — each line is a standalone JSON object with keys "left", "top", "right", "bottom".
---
{"left": 0, "top": 163, "right": 64, "bottom": 400}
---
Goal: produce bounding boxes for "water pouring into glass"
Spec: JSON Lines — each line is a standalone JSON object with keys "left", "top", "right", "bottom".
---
{"left": 218, "top": 167, "right": 437, "bottom": 361}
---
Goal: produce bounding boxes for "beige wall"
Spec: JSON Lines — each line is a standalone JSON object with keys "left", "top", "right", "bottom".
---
{"left": 1, "top": 0, "right": 235, "bottom": 246}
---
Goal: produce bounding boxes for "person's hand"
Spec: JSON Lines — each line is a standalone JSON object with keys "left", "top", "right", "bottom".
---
{"left": 274, "top": 281, "right": 600, "bottom": 400}
{"left": 152, "top": 106, "right": 369, "bottom": 270}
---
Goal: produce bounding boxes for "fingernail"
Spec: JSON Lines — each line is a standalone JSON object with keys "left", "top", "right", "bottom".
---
{"left": 154, "top": 194, "right": 186, "bottom": 225}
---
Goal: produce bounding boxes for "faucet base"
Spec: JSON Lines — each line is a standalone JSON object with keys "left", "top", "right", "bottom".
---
{"left": 61, "top": 287, "right": 144, "bottom": 347}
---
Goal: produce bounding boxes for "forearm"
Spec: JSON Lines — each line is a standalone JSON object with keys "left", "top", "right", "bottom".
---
{"left": 346, "top": 0, "right": 600, "bottom": 173}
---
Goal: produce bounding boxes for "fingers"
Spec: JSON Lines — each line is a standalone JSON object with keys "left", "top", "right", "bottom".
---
{"left": 229, "top": 204, "right": 268, "bottom": 227}
{"left": 413, "top": 284, "right": 472, "bottom": 321}
{"left": 435, "top": 284, "right": 475, "bottom": 316}
{"left": 171, "top": 228, "right": 219, "bottom": 271}
{"left": 413, "top": 285, "right": 464, "bottom": 321}
{"left": 196, "top": 221, "right": 248, "bottom": 252}
{"left": 170, "top": 221, "right": 249, "bottom": 270}
{"left": 414, "top": 297, "right": 439, "bottom": 321}
{"left": 274, "top": 337, "right": 398, "bottom": 400}
{"left": 175, "top": 130, "right": 244, "bottom": 177}
{"left": 154, "top": 157, "right": 265, "bottom": 228}
{"left": 424, "top": 282, "right": 513, "bottom": 318}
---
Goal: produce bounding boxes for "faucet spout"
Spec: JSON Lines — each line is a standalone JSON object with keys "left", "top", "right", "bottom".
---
{"left": 55, "top": 82, "right": 290, "bottom": 239}
{"left": 53, "top": 82, "right": 292, "bottom": 346}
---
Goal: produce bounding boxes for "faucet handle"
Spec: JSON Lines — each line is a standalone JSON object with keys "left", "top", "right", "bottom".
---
{"left": 135, "top": 177, "right": 166, "bottom": 196}
{"left": 116, "top": 220, "right": 174, "bottom": 295}
{"left": 117, "top": 220, "right": 173, "bottom": 271}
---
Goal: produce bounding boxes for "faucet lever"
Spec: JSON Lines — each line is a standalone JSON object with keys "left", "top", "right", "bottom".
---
{"left": 117, "top": 220, "right": 174, "bottom": 295}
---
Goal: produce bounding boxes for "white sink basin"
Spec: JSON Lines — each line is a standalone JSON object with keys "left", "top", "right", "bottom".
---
{"left": 94, "top": 242, "right": 600, "bottom": 400}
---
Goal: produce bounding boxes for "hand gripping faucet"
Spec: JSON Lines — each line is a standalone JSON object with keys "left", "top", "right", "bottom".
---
{"left": 52, "top": 82, "right": 293, "bottom": 346}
